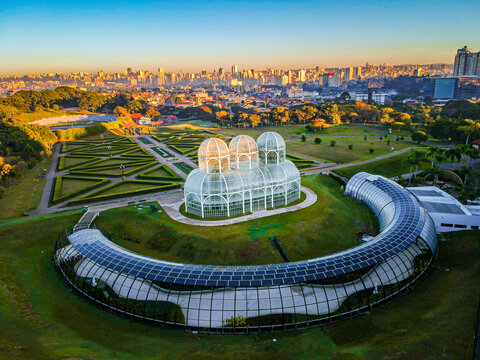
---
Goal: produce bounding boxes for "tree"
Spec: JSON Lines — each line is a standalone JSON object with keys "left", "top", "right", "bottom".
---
{"left": 457, "top": 120, "right": 480, "bottom": 144}
{"left": 348, "top": 144, "right": 353, "bottom": 150}
{"left": 369, "top": 148, "right": 374, "bottom": 154}
{"left": 249, "top": 114, "right": 261, "bottom": 128}
{"left": 215, "top": 110, "right": 232, "bottom": 126}
{"left": 145, "top": 106, "right": 160, "bottom": 119}
{"left": 441, "top": 100, "right": 480, "bottom": 119}
{"left": 324, "top": 104, "right": 342, "bottom": 125}
{"left": 15, "top": 161, "right": 27, "bottom": 178}
{"left": 301, "top": 135, "right": 306, "bottom": 142}
{"left": 52, "top": 104, "right": 60, "bottom": 111}
{"left": 330, "top": 140, "right": 336, "bottom": 147}
{"left": 412, "top": 131, "right": 428, "bottom": 144}
{"left": 0, "top": 163, "right": 12, "bottom": 181}
{"left": 127, "top": 100, "right": 143, "bottom": 113}
{"left": 315, "top": 137, "right": 321, "bottom": 144}
{"left": 270, "top": 107, "right": 289, "bottom": 125}
{"left": 114, "top": 106, "right": 129, "bottom": 117}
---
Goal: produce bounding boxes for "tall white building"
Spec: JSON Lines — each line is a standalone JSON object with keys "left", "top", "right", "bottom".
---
{"left": 453, "top": 46, "right": 480, "bottom": 77}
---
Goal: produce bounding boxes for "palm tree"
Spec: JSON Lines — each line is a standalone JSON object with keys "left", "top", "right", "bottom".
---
{"left": 407, "top": 149, "right": 427, "bottom": 185}
{"left": 427, "top": 146, "right": 439, "bottom": 169}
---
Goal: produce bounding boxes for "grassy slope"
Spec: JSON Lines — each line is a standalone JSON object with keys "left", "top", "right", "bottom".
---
{"left": 334, "top": 151, "right": 421, "bottom": 179}
{"left": 14, "top": 109, "right": 67, "bottom": 123}
{"left": 287, "top": 138, "right": 415, "bottom": 164}
{"left": 0, "top": 157, "right": 50, "bottom": 219}
{"left": 95, "top": 175, "right": 377, "bottom": 265}
{"left": 0, "top": 209, "right": 477, "bottom": 360}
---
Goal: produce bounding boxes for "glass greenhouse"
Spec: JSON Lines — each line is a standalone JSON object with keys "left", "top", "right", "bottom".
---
{"left": 184, "top": 132, "right": 301, "bottom": 218}
{"left": 54, "top": 172, "right": 438, "bottom": 333}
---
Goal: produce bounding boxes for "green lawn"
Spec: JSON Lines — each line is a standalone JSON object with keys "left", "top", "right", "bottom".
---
{"left": 213, "top": 125, "right": 378, "bottom": 138}
{"left": 14, "top": 109, "right": 67, "bottom": 123}
{"left": 95, "top": 175, "right": 378, "bottom": 265}
{"left": 212, "top": 128, "right": 290, "bottom": 140}
{"left": 57, "top": 177, "right": 100, "bottom": 197}
{"left": 0, "top": 208, "right": 477, "bottom": 359}
{"left": 287, "top": 137, "right": 416, "bottom": 164}
{"left": 333, "top": 151, "right": 426, "bottom": 179}
{"left": 98, "top": 181, "right": 168, "bottom": 196}
{"left": 0, "top": 157, "right": 50, "bottom": 219}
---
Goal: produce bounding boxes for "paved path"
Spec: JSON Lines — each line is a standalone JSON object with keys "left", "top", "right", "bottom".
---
{"left": 157, "top": 186, "right": 317, "bottom": 227}
{"left": 131, "top": 136, "right": 190, "bottom": 180}
{"left": 36, "top": 143, "right": 62, "bottom": 212}
{"left": 300, "top": 147, "right": 415, "bottom": 176}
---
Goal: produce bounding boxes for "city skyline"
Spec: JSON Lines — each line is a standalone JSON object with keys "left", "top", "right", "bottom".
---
{"left": 1, "top": 0, "right": 479, "bottom": 75}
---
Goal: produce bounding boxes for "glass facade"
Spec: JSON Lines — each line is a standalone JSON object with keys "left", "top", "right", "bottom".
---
{"left": 184, "top": 133, "right": 301, "bottom": 218}
{"left": 54, "top": 172, "right": 438, "bottom": 333}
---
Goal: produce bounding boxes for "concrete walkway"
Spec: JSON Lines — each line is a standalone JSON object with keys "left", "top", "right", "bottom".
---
{"left": 131, "top": 136, "right": 190, "bottom": 180}
{"left": 300, "top": 147, "right": 415, "bottom": 176}
{"left": 157, "top": 186, "right": 317, "bottom": 227}
{"left": 36, "top": 142, "right": 62, "bottom": 211}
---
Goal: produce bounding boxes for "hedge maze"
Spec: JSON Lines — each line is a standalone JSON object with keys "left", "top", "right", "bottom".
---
{"left": 286, "top": 154, "right": 316, "bottom": 169}
{"left": 51, "top": 136, "right": 181, "bottom": 206}
{"left": 137, "top": 165, "right": 184, "bottom": 181}
{"left": 50, "top": 128, "right": 317, "bottom": 207}
{"left": 68, "top": 180, "right": 180, "bottom": 205}
{"left": 52, "top": 175, "right": 110, "bottom": 204}
{"left": 173, "top": 162, "right": 195, "bottom": 174}
{"left": 152, "top": 129, "right": 219, "bottom": 156}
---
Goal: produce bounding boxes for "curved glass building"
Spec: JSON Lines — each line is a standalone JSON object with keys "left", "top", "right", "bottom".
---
{"left": 54, "top": 172, "right": 438, "bottom": 333}
{"left": 184, "top": 132, "right": 301, "bottom": 218}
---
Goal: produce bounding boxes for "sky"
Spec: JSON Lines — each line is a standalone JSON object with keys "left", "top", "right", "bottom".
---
{"left": 1, "top": 0, "right": 479, "bottom": 75}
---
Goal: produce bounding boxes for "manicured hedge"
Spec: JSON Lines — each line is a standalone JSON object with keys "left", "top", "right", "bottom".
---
{"left": 137, "top": 164, "right": 184, "bottom": 181}
{"left": 68, "top": 180, "right": 181, "bottom": 205}
{"left": 122, "top": 147, "right": 154, "bottom": 157}
{"left": 167, "top": 144, "right": 199, "bottom": 155}
{"left": 138, "top": 137, "right": 153, "bottom": 144}
{"left": 152, "top": 147, "right": 174, "bottom": 158}
{"left": 51, "top": 175, "right": 110, "bottom": 205}
{"left": 173, "top": 162, "right": 194, "bottom": 174}
{"left": 57, "top": 155, "right": 100, "bottom": 171}
{"left": 70, "top": 161, "right": 158, "bottom": 177}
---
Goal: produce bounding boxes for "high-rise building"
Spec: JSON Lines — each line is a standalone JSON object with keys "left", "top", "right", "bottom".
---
{"left": 219, "top": 67, "right": 225, "bottom": 76}
{"left": 127, "top": 67, "right": 133, "bottom": 75}
{"left": 157, "top": 68, "right": 165, "bottom": 86}
{"left": 231, "top": 65, "right": 238, "bottom": 74}
{"left": 454, "top": 46, "right": 480, "bottom": 77}
{"left": 344, "top": 67, "right": 353, "bottom": 81}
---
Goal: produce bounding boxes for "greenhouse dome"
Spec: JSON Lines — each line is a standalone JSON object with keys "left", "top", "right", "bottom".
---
{"left": 229, "top": 135, "right": 258, "bottom": 169}
{"left": 184, "top": 132, "right": 301, "bottom": 218}
{"left": 257, "top": 131, "right": 286, "bottom": 165}
{"left": 198, "top": 137, "right": 230, "bottom": 173}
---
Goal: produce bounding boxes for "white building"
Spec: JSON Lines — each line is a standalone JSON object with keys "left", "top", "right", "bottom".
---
{"left": 184, "top": 132, "right": 301, "bottom": 218}
{"left": 407, "top": 186, "right": 480, "bottom": 232}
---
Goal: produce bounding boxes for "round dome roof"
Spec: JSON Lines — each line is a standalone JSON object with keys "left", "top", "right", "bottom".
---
{"left": 256, "top": 132, "right": 286, "bottom": 152}
{"left": 198, "top": 137, "right": 230, "bottom": 173}
{"left": 229, "top": 135, "right": 258, "bottom": 169}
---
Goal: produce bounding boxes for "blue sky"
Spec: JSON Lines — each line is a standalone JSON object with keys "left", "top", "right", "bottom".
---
{"left": 1, "top": 0, "right": 479, "bottom": 74}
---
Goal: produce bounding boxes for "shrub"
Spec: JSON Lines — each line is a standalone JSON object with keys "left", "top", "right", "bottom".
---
{"left": 301, "top": 135, "right": 306, "bottom": 142}
{"left": 364, "top": 135, "right": 367, "bottom": 141}
{"left": 348, "top": 144, "right": 353, "bottom": 150}
{"left": 314, "top": 137, "right": 321, "bottom": 144}
{"left": 369, "top": 148, "right": 375, "bottom": 154}
{"left": 330, "top": 140, "right": 336, "bottom": 147}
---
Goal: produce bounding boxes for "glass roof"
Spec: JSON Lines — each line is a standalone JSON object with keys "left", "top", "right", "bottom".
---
{"left": 67, "top": 173, "right": 438, "bottom": 288}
